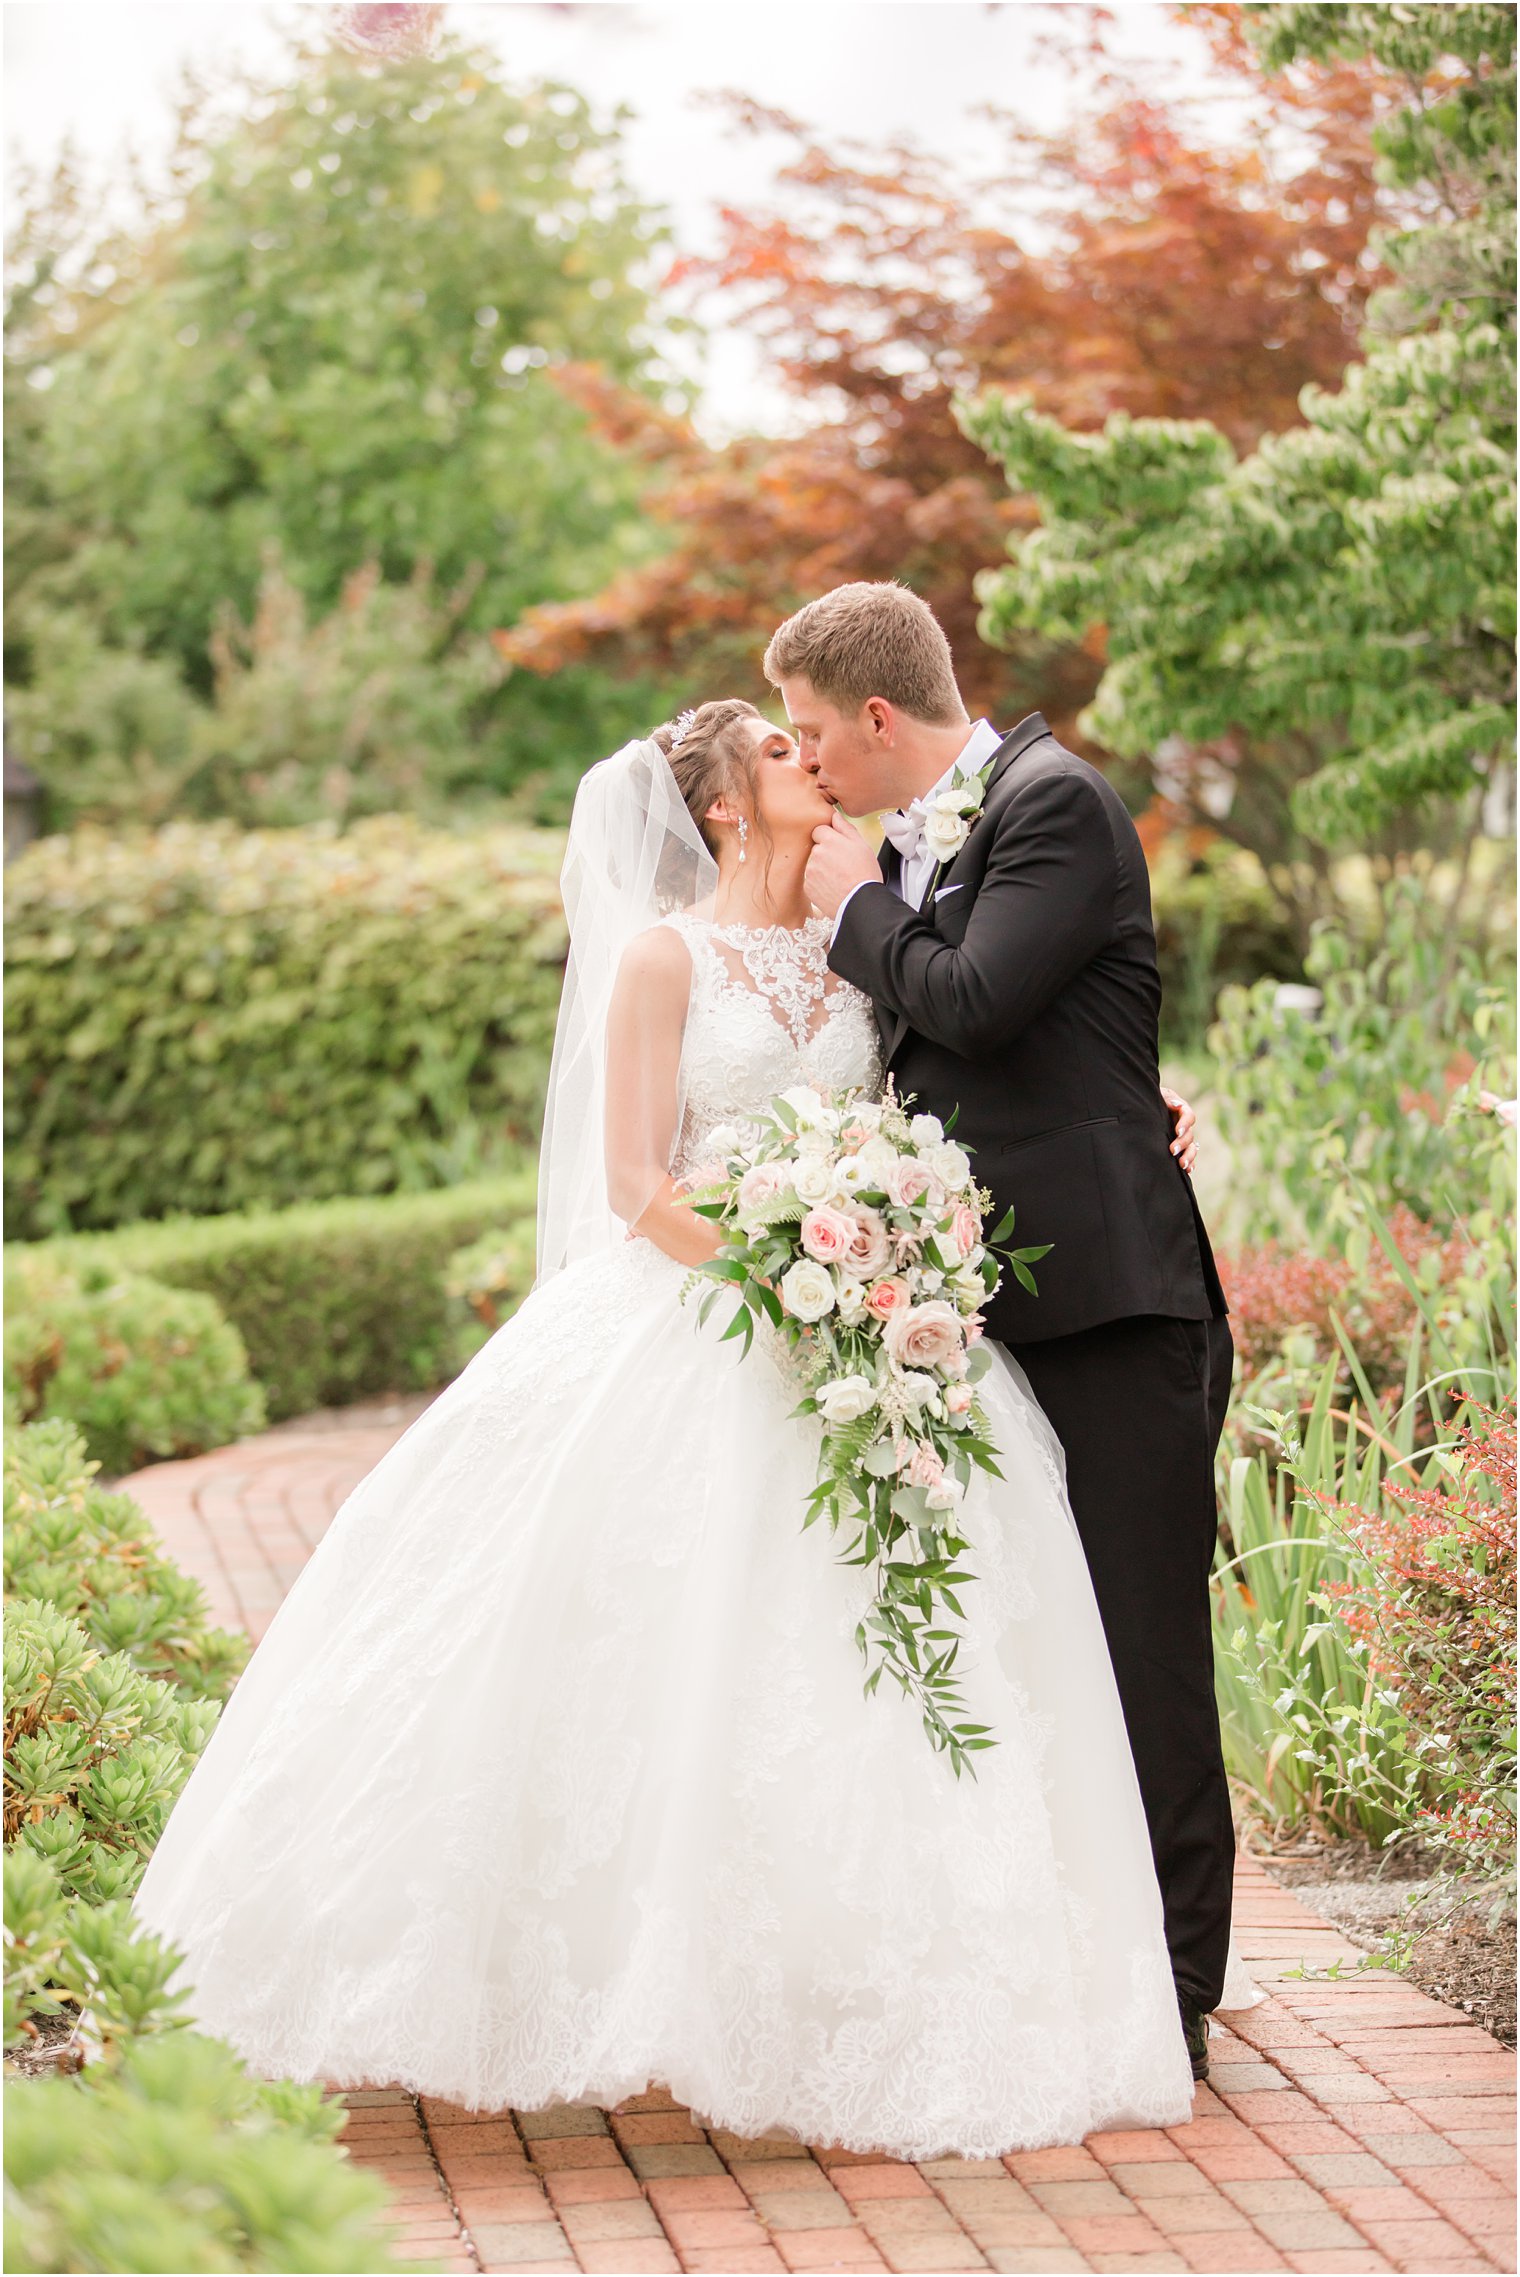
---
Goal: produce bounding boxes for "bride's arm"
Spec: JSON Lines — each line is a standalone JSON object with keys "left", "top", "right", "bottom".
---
{"left": 603, "top": 927, "right": 723, "bottom": 1270}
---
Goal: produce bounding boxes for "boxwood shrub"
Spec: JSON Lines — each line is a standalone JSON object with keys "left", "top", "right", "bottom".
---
{"left": 4, "top": 1253, "right": 266, "bottom": 1478}
{"left": 13, "top": 1170, "right": 537, "bottom": 1422}
{"left": 6, "top": 813, "right": 566, "bottom": 1237}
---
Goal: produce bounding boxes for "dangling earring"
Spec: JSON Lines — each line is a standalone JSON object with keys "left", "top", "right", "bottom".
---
{"left": 737, "top": 816, "right": 749, "bottom": 865}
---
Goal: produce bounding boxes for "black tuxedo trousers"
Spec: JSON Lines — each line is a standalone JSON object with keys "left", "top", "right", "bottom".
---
{"left": 1004, "top": 1312, "right": 1236, "bottom": 2014}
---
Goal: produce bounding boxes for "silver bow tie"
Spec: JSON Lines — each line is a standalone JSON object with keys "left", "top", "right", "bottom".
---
{"left": 880, "top": 803, "right": 930, "bottom": 862}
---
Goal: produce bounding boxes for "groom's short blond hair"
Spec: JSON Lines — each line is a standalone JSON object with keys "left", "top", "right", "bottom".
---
{"left": 763, "top": 583, "right": 964, "bottom": 724}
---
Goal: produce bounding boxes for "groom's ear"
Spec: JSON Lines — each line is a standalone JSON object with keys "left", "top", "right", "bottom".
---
{"left": 863, "top": 698, "right": 896, "bottom": 746}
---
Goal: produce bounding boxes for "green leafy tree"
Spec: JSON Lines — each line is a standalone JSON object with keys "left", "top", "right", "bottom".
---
{"left": 960, "top": 3, "right": 1515, "bottom": 855}
{"left": 5, "top": 29, "right": 675, "bottom": 813}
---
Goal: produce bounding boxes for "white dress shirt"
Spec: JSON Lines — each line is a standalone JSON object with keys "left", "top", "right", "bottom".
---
{"left": 831, "top": 717, "right": 1004, "bottom": 942}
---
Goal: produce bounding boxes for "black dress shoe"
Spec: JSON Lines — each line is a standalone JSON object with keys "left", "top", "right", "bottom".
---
{"left": 1178, "top": 1992, "right": 1211, "bottom": 2082}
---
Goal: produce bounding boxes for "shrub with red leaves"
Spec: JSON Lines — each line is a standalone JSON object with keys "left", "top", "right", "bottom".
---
{"left": 1220, "top": 1208, "right": 1470, "bottom": 1394}
{"left": 1316, "top": 1399, "right": 1517, "bottom": 1881}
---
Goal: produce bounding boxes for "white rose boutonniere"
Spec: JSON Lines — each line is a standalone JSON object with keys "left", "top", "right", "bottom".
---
{"left": 922, "top": 797, "right": 973, "bottom": 862}
{"left": 917, "top": 753, "right": 999, "bottom": 878}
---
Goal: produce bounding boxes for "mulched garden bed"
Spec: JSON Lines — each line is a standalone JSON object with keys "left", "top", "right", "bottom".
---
{"left": 1255, "top": 1830, "right": 1516, "bottom": 2049}
{"left": 4, "top": 2009, "right": 86, "bottom": 2079}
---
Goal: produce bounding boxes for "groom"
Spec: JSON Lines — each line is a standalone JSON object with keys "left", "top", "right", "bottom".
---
{"left": 778, "top": 582, "right": 1234, "bottom": 2079}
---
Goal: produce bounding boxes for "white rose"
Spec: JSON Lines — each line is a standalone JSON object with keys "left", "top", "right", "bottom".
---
{"left": 835, "top": 1279, "right": 869, "bottom": 1323}
{"left": 943, "top": 777, "right": 986, "bottom": 816}
{"left": 926, "top": 1481, "right": 960, "bottom": 1511}
{"left": 705, "top": 1124, "right": 742, "bottom": 1160}
{"left": 779, "top": 1084, "right": 826, "bottom": 1126}
{"left": 779, "top": 1257, "right": 836, "bottom": 1321}
{"left": 921, "top": 805, "right": 971, "bottom": 861}
{"left": 795, "top": 1125, "right": 832, "bottom": 1160}
{"left": 816, "top": 1373, "right": 877, "bottom": 1424}
{"left": 926, "top": 1140, "right": 973, "bottom": 1191}
{"left": 897, "top": 1370, "right": 940, "bottom": 1410}
{"left": 951, "top": 1266, "right": 985, "bottom": 1315}
{"left": 791, "top": 1156, "right": 834, "bottom": 1206}
{"left": 848, "top": 1100, "right": 885, "bottom": 1132}
{"left": 909, "top": 1113, "right": 944, "bottom": 1147}
{"left": 854, "top": 1136, "right": 900, "bottom": 1188}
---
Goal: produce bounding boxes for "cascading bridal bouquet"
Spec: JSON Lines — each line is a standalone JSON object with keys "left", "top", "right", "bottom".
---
{"left": 679, "top": 1084, "right": 1050, "bottom": 1777}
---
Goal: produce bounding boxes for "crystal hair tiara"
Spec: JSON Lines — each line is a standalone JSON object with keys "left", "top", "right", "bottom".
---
{"left": 668, "top": 708, "right": 699, "bottom": 751}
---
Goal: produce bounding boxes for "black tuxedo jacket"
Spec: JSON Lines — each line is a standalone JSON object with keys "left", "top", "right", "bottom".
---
{"left": 828, "top": 713, "right": 1229, "bottom": 1344}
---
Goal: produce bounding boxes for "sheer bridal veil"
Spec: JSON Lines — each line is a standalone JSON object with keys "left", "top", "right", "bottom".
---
{"left": 535, "top": 737, "right": 717, "bottom": 1285}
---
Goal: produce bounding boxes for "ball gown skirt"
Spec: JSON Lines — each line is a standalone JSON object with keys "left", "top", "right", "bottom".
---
{"left": 131, "top": 1236, "right": 1201, "bottom": 2159}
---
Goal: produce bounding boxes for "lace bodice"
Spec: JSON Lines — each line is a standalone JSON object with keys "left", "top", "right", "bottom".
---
{"left": 663, "top": 914, "right": 881, "bottom": 1173}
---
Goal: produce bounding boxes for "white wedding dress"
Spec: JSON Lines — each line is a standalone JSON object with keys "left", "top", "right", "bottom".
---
{"left": 132, "top": 913, "right": 1206, "bottom": 2158}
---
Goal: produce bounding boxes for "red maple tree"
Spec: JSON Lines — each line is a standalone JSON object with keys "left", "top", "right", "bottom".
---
{"left": 498, "top": 6, "right": 1399, "bottom": 740}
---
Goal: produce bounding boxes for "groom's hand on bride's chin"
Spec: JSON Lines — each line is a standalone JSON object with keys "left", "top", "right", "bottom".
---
{"left": 805, "top": 812, "right": 880, "bottom": 918}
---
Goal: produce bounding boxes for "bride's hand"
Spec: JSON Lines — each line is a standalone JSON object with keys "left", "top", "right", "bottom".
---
{"left": 1161, "top": 1085, "right": 1199, "bottom": 1177}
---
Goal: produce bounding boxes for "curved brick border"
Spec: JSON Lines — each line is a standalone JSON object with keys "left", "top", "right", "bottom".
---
{"left": 123, "top": 1420, "right": 1516, "bottom": 2275}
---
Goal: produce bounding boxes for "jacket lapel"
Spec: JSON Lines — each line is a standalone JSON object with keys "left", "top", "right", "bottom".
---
{"left": 877, "top": 712, "right": 1051, "bottom": 1068}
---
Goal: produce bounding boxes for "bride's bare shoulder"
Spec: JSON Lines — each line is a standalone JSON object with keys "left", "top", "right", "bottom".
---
{"left": 613, "top": 919, "right": 695, "bottom": 1000}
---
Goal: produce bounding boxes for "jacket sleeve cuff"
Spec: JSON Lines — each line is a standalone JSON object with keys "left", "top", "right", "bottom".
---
{"left": 828, "top": 878, "right": 877, "bottom": 947}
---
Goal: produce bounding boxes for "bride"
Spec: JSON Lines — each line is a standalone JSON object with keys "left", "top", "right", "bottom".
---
{"left": 132, "top": 699, "right": 1218, "bottom": 2158}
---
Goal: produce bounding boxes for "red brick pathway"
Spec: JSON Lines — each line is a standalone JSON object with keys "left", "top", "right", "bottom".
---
{"left": 124, "top": 1418, "right": 1516, "bottom": 2276}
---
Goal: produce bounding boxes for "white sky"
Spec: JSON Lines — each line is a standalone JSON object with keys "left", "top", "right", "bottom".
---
{"left": 4, "top": 1, "right": 1238, "bottom": 433}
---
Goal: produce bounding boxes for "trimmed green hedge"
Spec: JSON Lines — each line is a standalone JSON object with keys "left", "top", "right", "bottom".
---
{"left": 14, "top": 1171, "right": 537, "bottom": 1422}
{"left": 5, "top": 1253, "right": 266, "bottom": 1478}
{"left": 5, "top": 814, "right": 567, "bottom": 1238}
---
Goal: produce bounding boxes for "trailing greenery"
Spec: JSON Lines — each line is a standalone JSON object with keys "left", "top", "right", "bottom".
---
{"left": 1208, "top": 868, "right": 1515, "bottom": 1246}
{"left": 5, "top": 815, "right": 564, "bottom": 1238}
{"left": 960, "top": 4, "right": 1515, "bottom": 847}
{"left": 16, "top": 1170, "right": 538, "bottom": 1422}
{"left": 4, "top": 1252, "right": 265, "bottom": 1477}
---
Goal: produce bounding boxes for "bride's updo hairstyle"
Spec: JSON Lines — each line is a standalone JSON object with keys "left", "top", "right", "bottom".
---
{"left": 651, "top": 700, "right": 774, "bottom": 878}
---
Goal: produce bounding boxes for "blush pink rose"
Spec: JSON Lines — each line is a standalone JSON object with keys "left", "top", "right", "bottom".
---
{"left": 882, "top": 1299, "right": 966, "bottom": 1371}
{"left": 737, "top": 1162, "right": 786, "bottom": 1216}
{"left": 885, "top": 1157, "right": 933, "bottom": 1210}
{"left": 847, "top": 1211, "right": 893, "bottom": 1277}
{"left": 953, "top": 1204, "right": 981, "bottom": 1257}
{"left": 904, "top": 1441, "right": 945, "bottom": 1490}
{"left": 944, "top": 1382, "right": 974, "bottom": 1416}
{"left": 800, "top": 1205, "right": 856, "bottom": 1264}
{"left": 864, "top": 1275, "right": 911, "bottom": 1322}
